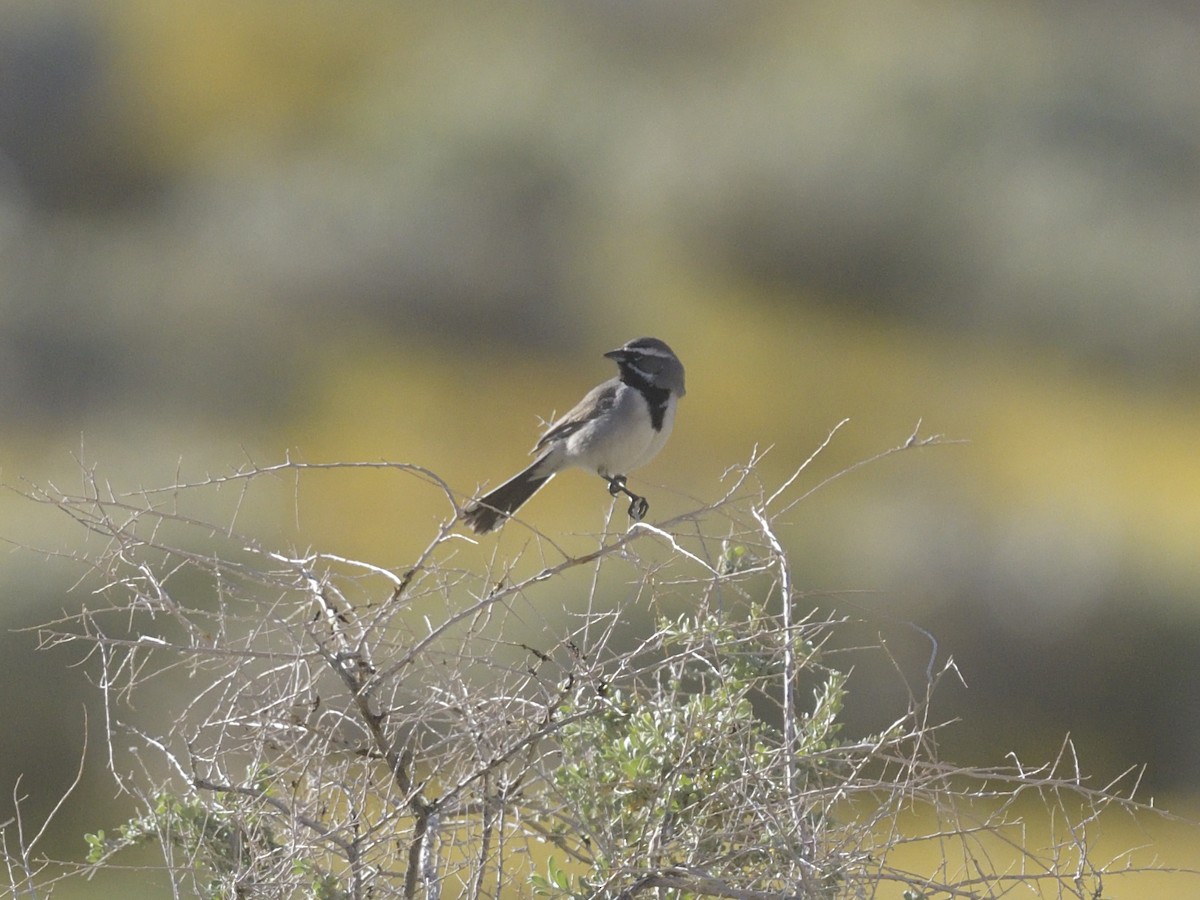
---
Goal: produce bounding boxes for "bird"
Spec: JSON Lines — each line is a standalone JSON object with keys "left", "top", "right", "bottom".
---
{"left": 462, "top": 337, "right": 686, "bottom": 534}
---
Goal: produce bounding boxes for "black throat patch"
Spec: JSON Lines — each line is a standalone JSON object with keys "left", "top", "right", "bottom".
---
{"left": 620, "top": 365, "right": 671, "bottom": 431}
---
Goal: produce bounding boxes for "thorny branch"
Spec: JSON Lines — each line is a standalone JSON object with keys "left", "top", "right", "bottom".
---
{"left": 5, "top": 424, "right": 1191, "bottom": 898}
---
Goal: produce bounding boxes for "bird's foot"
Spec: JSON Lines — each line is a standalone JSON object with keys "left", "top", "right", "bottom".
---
{"left": 606, "top": 475, "right": 627, "bottom": 497}
{"left": 605, "top": 475, "right": 648, "bottom": 521}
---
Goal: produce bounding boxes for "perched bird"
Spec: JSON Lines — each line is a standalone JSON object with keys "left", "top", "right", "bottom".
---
{"left": 462, "top": 337, "right": 686, "bottom": 534}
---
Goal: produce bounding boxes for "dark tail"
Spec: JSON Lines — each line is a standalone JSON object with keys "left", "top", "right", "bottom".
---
{"left": 462, "top": 463, "right": 554, "bottom": 534}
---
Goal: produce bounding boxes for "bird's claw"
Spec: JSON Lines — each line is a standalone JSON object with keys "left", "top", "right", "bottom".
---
{"left": 605, "top": 474, "right": 647, "bottom": 520}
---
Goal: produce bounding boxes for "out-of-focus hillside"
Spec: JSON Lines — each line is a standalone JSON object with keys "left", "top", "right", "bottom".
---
{"left": 0, "top": 1, "right": 1197, "bottom": 891}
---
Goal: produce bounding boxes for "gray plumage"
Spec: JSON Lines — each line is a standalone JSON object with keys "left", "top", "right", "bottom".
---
{"left": 462, "top": 337, "right": 685, "bottom": 534}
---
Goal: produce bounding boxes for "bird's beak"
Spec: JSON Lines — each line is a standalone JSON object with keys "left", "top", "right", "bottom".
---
{"left": 604, "top": 347, "right": 626, "bottom": 360}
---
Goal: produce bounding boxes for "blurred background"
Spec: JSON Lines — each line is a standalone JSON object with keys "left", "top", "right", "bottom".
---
{"left": 1, "top": 0, "right": 1198, "bottom": 894}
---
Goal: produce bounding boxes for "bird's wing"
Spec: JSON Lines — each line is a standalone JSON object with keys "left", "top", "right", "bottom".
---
{"left": 532, "top": 378, "right": 620, "bottom": 453}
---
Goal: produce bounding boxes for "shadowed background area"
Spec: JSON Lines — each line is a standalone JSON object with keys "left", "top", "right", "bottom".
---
{"left": 1, "top": 1, "right": 1198, "bottom": 894}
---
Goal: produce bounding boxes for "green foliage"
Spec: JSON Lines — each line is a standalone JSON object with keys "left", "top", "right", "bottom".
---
{"left": 530, "top": 856, "right": 580, "bottom": 897}
{"left": 543, "top": 608, "right": 851, "bottom": 896}
{"left": 717, "top": 540, "right": 757, "bottom": 575}
{"left": 85, "top": 793, "right": 232, "bottom": 868}
{"left": 85, "top": 785, "right": 346, "bottom": 899}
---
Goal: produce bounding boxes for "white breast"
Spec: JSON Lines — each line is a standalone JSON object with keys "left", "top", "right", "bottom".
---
{"left": 564, "top": 385, "right": 677, "bottom": 478}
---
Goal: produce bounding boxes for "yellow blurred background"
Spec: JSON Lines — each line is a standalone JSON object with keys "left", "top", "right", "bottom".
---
{"left": 1, "top": 1, "right": 1198, "bottom": 895}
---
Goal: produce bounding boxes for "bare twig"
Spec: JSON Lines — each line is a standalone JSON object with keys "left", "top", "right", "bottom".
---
{"left": 4, "top": 434, "right": 1192, "bottom": 898}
